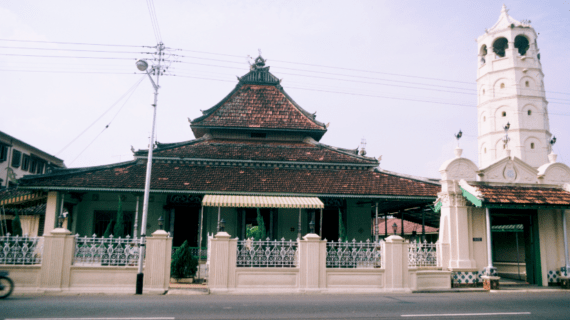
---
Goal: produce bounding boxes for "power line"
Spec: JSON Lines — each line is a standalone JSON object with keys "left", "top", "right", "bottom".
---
{"left": 0, "top": 69, "right": 136, "bottom": 75}
{"left": 0, "top": 53, "right": 137, "bottom": 60}
{"left": 0, "top": 38, "right": 149, "bottom": 48}
{"left": 0, "top": 45, "right": 152, "bottom": 55}
{"left": 56, "top": 76, "right": 146, "bottom": 156}
{"left": 170, "top": 72, "right": 570, "bottom": 116}
{"left": 146, "top": 0, "right": 162, "bottom": 43}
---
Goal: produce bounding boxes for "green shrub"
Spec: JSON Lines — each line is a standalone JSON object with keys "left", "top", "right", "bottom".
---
{"left": 113, "top": 196, "right": 125, "bottom": 238}
{"left": 170, "top": 240, "right": 198, "bottom": 279}
{"left": 103, "top": 220, "right": 115, "bottom": 238}
{"left": 11, "top": 209, "right": 22, "bottom": 236}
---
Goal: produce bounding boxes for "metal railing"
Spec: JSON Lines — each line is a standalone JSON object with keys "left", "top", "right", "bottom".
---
{"left": 0, "top": 234, "right": 44, "bottom": 265}
{"left": 74, "top": 234, "right": 140, "bottom": 267}
{"left": 171, "top": 246, "right": 207, "bottom": 260}
{"left": 326, "top": 239, "right": 382, "bottom": 268}
{"left": 236, "top": 238, "right": 298, "bottom": 268}
{"left": 408, "top": 240, "right": 437, "bottom": 267}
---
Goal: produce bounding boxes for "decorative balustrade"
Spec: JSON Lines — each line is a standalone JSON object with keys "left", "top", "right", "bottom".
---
{"left": 74, "top": 234, "right": 140, "bottom": 267}
{"left": 326, "top": 239, "right": 382, "bottom": 268}
{"left": 408, "top": 240, "right": 437, "bottom": 267}
{"left": 171, "top": 246, "right": 207, "bottom": 260}
{"left": 236, "top": 238, "right": 298, "bottom": 268}
{"left": 0, "top": 234, "right": 44, "bottom": 265}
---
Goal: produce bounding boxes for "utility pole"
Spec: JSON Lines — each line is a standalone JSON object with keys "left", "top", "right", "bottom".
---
{"left": 135, "top": 42, "right": 165, "bottom": 295}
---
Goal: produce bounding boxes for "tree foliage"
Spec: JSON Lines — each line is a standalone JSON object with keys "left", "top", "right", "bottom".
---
{"left": 170, "top": 240, "right": 198, "bottom": 279}
{"left": 103, "top": 220, "right": 115, "bottom": 238}
{"left": 338, "top": 208, "right": 346, "bottom": 242}
{"left": 113, "top": 196, "right": 125, "bottom": 238}
{"left": 11, "top": 209, "right": 22, "bottom": 236}
{"left": 246, "top": 209, "right": 266, "bottom": 240}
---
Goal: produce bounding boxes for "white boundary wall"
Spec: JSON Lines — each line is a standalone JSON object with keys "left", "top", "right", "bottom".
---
{"left": 208, "top": 232, "right": 451, "bottom": 294}
{"left": 2, "top": 228, "right": 171, "bottom": 294}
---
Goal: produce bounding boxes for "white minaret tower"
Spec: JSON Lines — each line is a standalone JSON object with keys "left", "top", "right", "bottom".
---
{"left": 477, "top": 5, "right": 551, "bottom": 169}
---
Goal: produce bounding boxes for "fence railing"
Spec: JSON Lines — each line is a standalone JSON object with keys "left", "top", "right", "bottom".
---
{"left": 74, "top": 234, "right": 140, "bottom": 267}
{"left": 171, "top": 246, "right": 207, "bottom": 260}
{"left": 0, "top": 234, "right": 44, "bottom": 265}
{"left": 326, "top": 239, "right": 382, "bottom": 268}
{"left": 236, "top": 238, "right": 298, "bottom": 268}
{"left": 408, "top": 240, "right": 437, "bottom": 267}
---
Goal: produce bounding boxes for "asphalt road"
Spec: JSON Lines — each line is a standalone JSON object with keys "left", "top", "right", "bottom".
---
{"left": 1, "top": 292, "right": 569, "bottom": 320}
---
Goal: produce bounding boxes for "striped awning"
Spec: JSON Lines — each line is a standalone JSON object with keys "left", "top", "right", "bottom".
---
{"left": 0, "top": 190, "right": 47, "bottom": 207}
{"left": 202, "top": 195, "right": 324, "bottom": 209}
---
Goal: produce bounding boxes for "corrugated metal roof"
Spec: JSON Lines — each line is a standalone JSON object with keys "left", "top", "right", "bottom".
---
{"left": 202, "top": 195, "right": 324, "bottom": 209}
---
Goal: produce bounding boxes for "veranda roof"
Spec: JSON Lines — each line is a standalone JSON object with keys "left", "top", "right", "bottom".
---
{"left": 202, "top": 195, "right": 324, "bottom": 209}
{"left": 459, "top": 180, "right": 570, "bottom": 209}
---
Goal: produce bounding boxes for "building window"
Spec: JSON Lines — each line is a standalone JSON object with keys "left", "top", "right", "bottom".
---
{"left": 482, "top": 89, "right": 486, "bottom": 95}
{"left": 484, "top": 148, "right": 487, "bottom": 154}
{"left": 500, "top": 83, "right": 505, "bottom": 89}
{"left": 502, "top": 111, "right": 507, "bottom": 117}
{"left": 0, "top": 144, "right": 9, "bottom": 162}
{"left": 483, "top": 116, "right": 486, "bottom": 122}
{"left": 22, "top": 154, "right": 30, "bottom": 171}
{"left": 11, "top": 150, "right": 21, "bottom": 168}
{"left": 36, "top": 162, "right": 44, "bottom": 174}
{"left": 528, "top": 110, "right": 532, "bottom": 116}
{"left": 525, "top": 81, "right": 530, "bottom": 87}
{"left": 29, "top": 158, "right": 36, "bottom": 173}
{"left": 531, "top": 142, "right": 535, "bottom": 149}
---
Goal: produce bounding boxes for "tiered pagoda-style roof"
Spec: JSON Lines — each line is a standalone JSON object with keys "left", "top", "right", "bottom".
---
{"left": 190, "top": 56, "right": 327, "bottom": 141}
{"left": 19, "top": 56, "right": 440, "bottom": 202}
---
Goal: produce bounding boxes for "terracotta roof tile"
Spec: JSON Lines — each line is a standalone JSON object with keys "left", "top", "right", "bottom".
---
{"left": 476, "top": 185, "right": 570, "bottom": 206}
{"left": 20, "top": 162, "right": 440, "bottom": 198}
{"left": 377, "top": 218, "right": 438, "bottom": 235}
{"left": 192, "top": 84, "right": 326, "bottom": 132}
{"left": 152, "top": 139, "right": 377, "bottom": 164}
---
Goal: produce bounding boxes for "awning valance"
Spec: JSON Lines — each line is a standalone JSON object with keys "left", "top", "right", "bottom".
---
{"left": 202, "top": 195, "right": 324, "bottom": 209}
{"left": 0, "top": 190, "right": 47, "bottom": 207}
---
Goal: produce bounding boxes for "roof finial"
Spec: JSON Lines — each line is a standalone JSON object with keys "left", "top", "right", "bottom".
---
{"left": 501, "top": 4, "right": 508, "bottom": 14}
{"left": 360, "top": 138, "right": 367, "bottom": 156}
{"left": 250, "top": 50, "right": 267, "bottom": 71}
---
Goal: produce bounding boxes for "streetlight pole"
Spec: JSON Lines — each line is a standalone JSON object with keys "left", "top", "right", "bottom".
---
{"left": 135, "top": 42, "right": 164, "bottom": 295}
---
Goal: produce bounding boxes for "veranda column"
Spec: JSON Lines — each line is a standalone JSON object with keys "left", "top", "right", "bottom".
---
{"left": 43, "top": 191, "right": 60, "bottom": 236}
{"left": 560, "top": 209, "right": 570, "bottom": 289}
{"left": 481, "top": 207, "right": 499, "bottom": 290}
{"left": 298, "top": 208, "right": 302, "bottom": 239}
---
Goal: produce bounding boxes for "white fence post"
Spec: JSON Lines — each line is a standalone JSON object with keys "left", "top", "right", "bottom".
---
{"left": 39, "top": 228, "right": 75, "bottom": 291}
{"left": 299, "top": 233, "right": 326, "bottom": 291}
{"left": 143, "top": 230, "right": 172, "bottom": 293}
{"left": 208, "top": 231, "right": 237, "bottom": 292}
{"left": 383, "top": 235, "right": 409, "bottom": 292}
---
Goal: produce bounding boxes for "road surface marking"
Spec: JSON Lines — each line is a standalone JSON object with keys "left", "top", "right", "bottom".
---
{"left": 6, "top": 318, "right": 175, "bottom": 320}
{"left": 401, "top": 312, "right": 531, "bottom": 317}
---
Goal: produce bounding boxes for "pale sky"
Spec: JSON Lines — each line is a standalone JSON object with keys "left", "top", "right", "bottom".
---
{"left": 1, "top": 1, "right": 569, "bottom": 179}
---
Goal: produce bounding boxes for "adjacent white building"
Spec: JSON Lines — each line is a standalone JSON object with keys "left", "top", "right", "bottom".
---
{"left": 438, "top": 6, "right": 570, "bottom": 288}
{"left": 0, "top": 130, "right": 65, "bottom": 189}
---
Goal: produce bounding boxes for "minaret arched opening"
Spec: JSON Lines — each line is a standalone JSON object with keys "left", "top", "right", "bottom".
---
{"left": 492, "top": 37, "right": 509, "bottom": 58}
{"left": 479, "top": 45, "right": 488, "bottom": 65}
{"left": 514, "top": 35, "right": 530, "bottom": 56}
